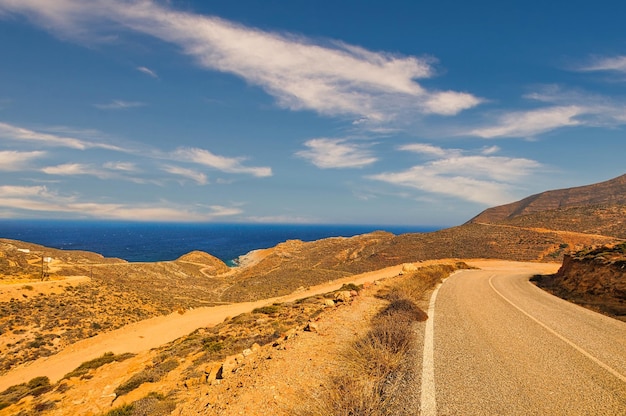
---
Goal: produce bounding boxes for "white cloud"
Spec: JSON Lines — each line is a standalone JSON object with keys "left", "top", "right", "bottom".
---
{"left": 0, "top": 185, "right": 50, "bottom": 197}
{"left": 468, "top": 106, "right": 584, "bottom": 138}
{"left": 579, "top": 56, "right": 626, "bottom": 73}
{"left": 370, "top": 144, "right": 541, "bottom": 205}
{"left": 41, "top": 163, "right": 106, "bottom": 177}
{"left": 94, "top": 100, "right": 145, "bottom": 110}
{"left": 423, "top": 91, "right": 482, "bottom": 116}
{"left": 481, "top": 145, "right": 500, "bottom": 155}
{"left": 0, "top": 184, "right": 242, "bottom": 221}
{"left": 162, "top": 164, "right": 208, "bottom": 185}
{"left": 137, "top": 66, "right": 158, "bottom": 78}
{"left": 398, "top": 143, "right": 455, "bottom": 158}
{"left": 0, "top": 150, "right": 46, "bottom": 170}
{"left": 103, "top": 161, "right": 137, "bottom": 172}
{"left": 0, "top": 0, "right": 481, "bottom": 124}
{"left": 0, "top": 121, "right": 124, "bottom": 150}
{"left": 175, "top": 147, "right": 272, "bottom": 177}
{"left": 296, "top": 138, "right": 377, "bottom": 169}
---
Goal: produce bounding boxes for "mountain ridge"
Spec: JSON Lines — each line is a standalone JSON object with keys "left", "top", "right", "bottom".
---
{"left": 469, "top": 173, "right": 626, "bottom": 222}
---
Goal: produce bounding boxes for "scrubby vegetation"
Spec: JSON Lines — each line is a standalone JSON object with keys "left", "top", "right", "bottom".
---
{"left": 0, "top": 376, "right": 52, "bottom": 410}
{"left": 301, "top": 264, "right": 462, "bottom": 415}
{"left": 115, "top": 359, "right": 179, "bottom": 397}
{"left": 0, "top": 284, "right": 162, "bottom": 374}
{"left": 63, "top": 352, "right": 136, "bottom": 380}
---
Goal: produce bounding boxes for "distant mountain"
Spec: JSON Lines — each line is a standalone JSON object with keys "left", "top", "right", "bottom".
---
{"left": 468, "top": 174, "right": 626, "bottom": 238}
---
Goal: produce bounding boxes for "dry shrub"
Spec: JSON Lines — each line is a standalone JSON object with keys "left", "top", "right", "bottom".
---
{"left": 298, "top": 263, "right": 462, "bottom": 416}
{"left": 309, "top": 374, "right": 386, "bottom": 416}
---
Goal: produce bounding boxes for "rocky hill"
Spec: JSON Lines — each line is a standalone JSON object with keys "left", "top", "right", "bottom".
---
{"left": 532, "top": 243, "right": 626, "bottom": 321}
{"left": 468, "top": 173, "right": 626, "bottom": 238}
{"left": 1, "top": 173, "right": 626, "bottom": 415}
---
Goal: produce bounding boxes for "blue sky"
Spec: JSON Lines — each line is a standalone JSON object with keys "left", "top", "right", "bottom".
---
{"left": 0, "top": 0, "right": 625, "bottom": 226}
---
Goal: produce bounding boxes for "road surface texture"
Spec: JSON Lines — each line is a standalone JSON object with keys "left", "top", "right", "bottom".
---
{"left": 424, "top": 262, "right": 626, "bottom": 415}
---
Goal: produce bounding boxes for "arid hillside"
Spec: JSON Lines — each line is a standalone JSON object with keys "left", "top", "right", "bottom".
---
{"left": 532, "top": 243, "right": 626, "bottom": 321}
{"left": 1, "top": 173, "right": 626, "bottom": 415}
{"left": 0, "top": 215, "right": 619, "bottom": 376}
{"left": 468, "top": 173, "right": 626, "bottom": 238}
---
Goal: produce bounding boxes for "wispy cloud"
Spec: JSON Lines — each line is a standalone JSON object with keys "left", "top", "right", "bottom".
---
{"left": 162, "top": 164, "right": 208, "bottom": 185}
{"left": 41, "top": 163, "right": 111, "bottom": 179}
{"left": 468, "top": 106, "right": 584, "bottom": 138}
{"left": 175, "top": 147, "right": 272, "bottom": 177}
{"left": 0, "top": 0, "right": 481, "bottom": 126}
{"left": 578, "top": 55, "right": 626, "bottom": 73}
{"left": 94, "top": 100, "right": 145, "bottom": 110}
{"left": 398, "top": 143, "right": 456, "bottom": 158}
{"left": 0, "top": 185, "right": 242, "bottom": 221}
{"left": 0, "top": 121, "right": 124, "bottom": 150}
{"left": 136, "top": 65, "right": 158, "bottom": 78}
{"left": 296, "top": 138, "right": 377, "bottom": 169}
{"left": 103, "top": 161, "right": 138, "bottom": 172}
{"left": 369, "top": 143, "right": 541, "bottom": 205}
{"left": 0, "top": 150, "right": 46, "bottom": 170}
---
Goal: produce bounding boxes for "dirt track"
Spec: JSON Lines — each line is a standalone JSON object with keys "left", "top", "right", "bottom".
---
{"left": 0, "top": 263, "right": 407, "bottom": 390}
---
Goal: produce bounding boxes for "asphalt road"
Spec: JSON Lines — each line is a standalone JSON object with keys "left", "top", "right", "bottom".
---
{"left": 425, "top": 264, "right": 626, "bottom": 415}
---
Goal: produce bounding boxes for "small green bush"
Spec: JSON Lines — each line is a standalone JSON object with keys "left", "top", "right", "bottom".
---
{"left": 0, "top": 376, "right": 52, "bottom": 410}
{"left": 114, "top": 359, "right": 179, "bottom": 397}
{"left": 63, "top": 352, "right": 135, "bottom": 379}
{"left": 252, "top": 305, "right": 281, "bottom": 315}
{"left": 103, "top": 404, "right": 134, "bottom": 416}
{"left": 339, "top": 283, "right": 361, "bottom": 292}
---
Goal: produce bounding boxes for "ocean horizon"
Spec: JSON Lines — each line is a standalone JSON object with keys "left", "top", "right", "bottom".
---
{"left": 0, "top": 220, "right": 442, "bottom": 264}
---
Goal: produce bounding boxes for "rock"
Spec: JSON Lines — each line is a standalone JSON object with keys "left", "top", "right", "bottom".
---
{"left": 251, "top": 342, "right": 261, "bottom": 352}
{"left": 323, "top": 299, "right": 335, "bottom": 307}
{"left": 205, "top": 362, "right": 222, "bottom": 383}
{"left": 349, "top": 290, "right": 358, "bottom": 297}
{"left": 304, "top": 322, "right": 318, "bottom": 333}
{"left": 401, "top": 263, "right": 418, "bottom": 274}
{"left": 334, "top": 291, "right": 352, "bottom": 302}
{"left": 220, "top": 355, "right": 240, "bottom": 378}
{"left": 282, "top": 328, "right": 297, "bottom": 339}
{"left": 242, "top": 348, "right": 253, "bottom": 357}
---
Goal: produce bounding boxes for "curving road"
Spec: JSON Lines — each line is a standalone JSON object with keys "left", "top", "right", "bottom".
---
{"left": 422, "top": 262, "right": 626, "bottom": 415}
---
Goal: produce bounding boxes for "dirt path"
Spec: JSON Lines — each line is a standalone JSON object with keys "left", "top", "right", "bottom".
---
{"left": 0, "top": 264, "right": 406, "bottom": 391}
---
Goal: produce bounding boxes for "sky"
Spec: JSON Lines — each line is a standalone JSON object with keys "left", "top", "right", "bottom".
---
{"left": 0, "top": 0, "right": 625, "bottom": 226}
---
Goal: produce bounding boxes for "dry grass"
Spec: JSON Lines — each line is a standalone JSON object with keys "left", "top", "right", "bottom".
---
{"left": 298, "top": 264, "right": 462, "bottom": 416}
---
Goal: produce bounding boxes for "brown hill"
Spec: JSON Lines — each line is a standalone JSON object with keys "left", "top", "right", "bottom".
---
{"left": 532, "top": 243, "right": 626, "bottom": 321}
{"left": 468, "top": 173, "right": 626, "bottom": 237}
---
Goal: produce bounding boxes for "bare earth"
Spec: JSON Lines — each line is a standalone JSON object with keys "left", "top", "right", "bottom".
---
{"left": 0, "top": 263, "right": 407, "bottom": 392}
{"left": 2, "top": 260, "right": 561, "bottom": 414}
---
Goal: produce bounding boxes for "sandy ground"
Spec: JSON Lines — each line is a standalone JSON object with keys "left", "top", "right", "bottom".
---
{"left": 0, "top": 275, "right": 90, "bottom": 302}
{"left": 174, "top": 259, "right": 563, "bottom": 415}
{"left": 0, "top": 263, "right": 409, "bottom": 391}
{"left": 0, "top": 260, "right": 561, "bottom": 394}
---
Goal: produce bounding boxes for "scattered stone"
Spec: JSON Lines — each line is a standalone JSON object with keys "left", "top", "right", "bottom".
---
{"left": 400, "top": 263, "right": 418, "bottom": 274}
{"left": 304, "top": 322, "right": 318, "bottom": 333}
{"left": 205, "top": 362, "right": 222, "bottom": 383}
{"left": 334, "top": 291, "right": 352, "bottom": 302}
{"left": 282, "top": 328, "right": 297, "bottom": 340}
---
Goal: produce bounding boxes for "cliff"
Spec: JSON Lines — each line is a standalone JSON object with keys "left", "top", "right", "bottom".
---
{"left": 532, "top": 243, "right": 626, "bottom": 321}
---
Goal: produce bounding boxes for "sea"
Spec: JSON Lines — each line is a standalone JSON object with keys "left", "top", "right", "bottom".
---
{"left": 0, "top": 220, "right": 439, "bottom": 265}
